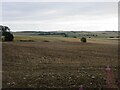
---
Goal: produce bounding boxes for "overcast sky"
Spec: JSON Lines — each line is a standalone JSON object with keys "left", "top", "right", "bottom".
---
{"left": 2, "top": 2, "right": 118, "bottom": 31}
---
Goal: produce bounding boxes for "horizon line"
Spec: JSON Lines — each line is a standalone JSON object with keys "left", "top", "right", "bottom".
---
{"left": 12, "top": 30, "right": 119, "bottom": 32}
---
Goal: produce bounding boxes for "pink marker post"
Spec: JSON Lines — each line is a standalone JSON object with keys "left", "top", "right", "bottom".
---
{"left": 79, "top": 85, "right": 84, "bottom": 90}
{"left": 105, "top": 65, "right": 115, "bottom": 88}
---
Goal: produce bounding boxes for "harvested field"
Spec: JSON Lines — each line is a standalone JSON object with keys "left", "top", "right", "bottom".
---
{"left": 2, "top": 39, "right": 118, "bottom": 88}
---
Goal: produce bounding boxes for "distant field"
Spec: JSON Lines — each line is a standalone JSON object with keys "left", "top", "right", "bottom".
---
{"left": 14, "top": 35, "right": 118, "bottom": 45}
{"left": 2, "top": 32, "right": 119, "bottom": 88}
{"left": 14, "top": 35, "right": 80, "bottom": 42}
{"left": 13, "top": 31, "right": 119, "bottom": 38}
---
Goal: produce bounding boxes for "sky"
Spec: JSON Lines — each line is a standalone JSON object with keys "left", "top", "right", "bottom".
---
{"left": 1, "top": 2, "right": 118, "bottom": 31}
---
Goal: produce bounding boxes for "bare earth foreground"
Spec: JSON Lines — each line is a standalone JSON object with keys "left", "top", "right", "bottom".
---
{"left": 2, "top": 39, "right": 118, "bottom": 88}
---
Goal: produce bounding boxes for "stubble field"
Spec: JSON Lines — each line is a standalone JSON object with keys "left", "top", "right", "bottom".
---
{"left": 2, "top": 37, "right": 118, "bottom": 88}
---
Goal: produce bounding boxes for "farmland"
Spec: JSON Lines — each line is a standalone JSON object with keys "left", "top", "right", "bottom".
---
{"left": 2, "top": 31, "right": 119, "bottom": 89}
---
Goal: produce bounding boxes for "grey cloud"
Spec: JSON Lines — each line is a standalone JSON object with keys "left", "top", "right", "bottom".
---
{"left": 2, "top": 2, "right": 118, "bottom": 31}
{"left": 2, "top": 2, "right": 117, "bottom": 21}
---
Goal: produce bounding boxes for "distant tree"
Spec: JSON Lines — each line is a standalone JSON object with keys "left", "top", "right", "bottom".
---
{"left": 109, "top": 36, "right": 114, "bottom": 38}
{"left": 1, "top": 26, "right": 14, "bottom": 41}
{"left": 116, "top": 36, "right": 120, "bottom": 38}
{"left": 73, "top": 36, "right": 77, "bottom": 38}
{"left": 81, "top": 37, "right": 87, "bottom": 42}
{"left": 3, "top": 32, "right": 14, "bottom": 41}
{"left": 64, "top": 33, "right": 68, "bottom": 37}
